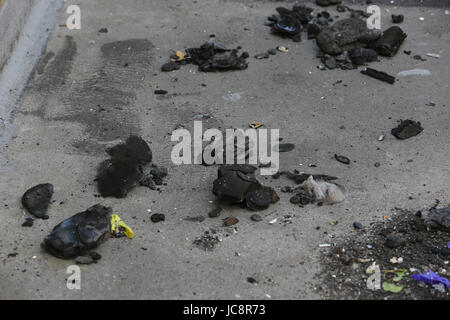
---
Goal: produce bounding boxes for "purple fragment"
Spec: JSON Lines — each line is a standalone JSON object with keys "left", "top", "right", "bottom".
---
{"left": 411, "top": 270, "right": 450, "bottom": 289}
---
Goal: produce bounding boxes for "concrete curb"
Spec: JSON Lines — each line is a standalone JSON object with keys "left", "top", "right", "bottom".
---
{"left": 0, "top": 0, "right": 63, "bottom": 169}
{"left": 0, "top": 0, "right": 34, "bottom": 73}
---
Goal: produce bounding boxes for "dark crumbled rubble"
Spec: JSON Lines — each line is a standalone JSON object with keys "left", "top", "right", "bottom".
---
{"left": 318, "top": 208, "right": 450, "bottom": 300}
{"left": 349, "top": 48, "right": 378, "bottom": 65}
{"left": 290, "top": 189, "right": 314, "bottom": 206}
{"left": 420, "top": 206, "right": 450, "bottom": 232}
{"left": 267, "top": 5, "right": 407, "bottom": 72}
{"left": 140, "top": 166, "right": 168, "bottom": 190}
{"left": 193, "top": 230, "right": 220, "bottom": 251}
{"left": 161, "top": 39, "right": 249, "bottom": 72}
{"left": 385, "top": 234, "right": 406, "bottom": 248}
{"left": 96, "top": 135, "right": 152, "bottom": 198}
{"left": 316, "top": 18, "right": 380, "bottom": 55}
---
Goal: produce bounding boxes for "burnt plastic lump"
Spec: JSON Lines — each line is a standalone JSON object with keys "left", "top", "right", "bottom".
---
{"left": 392, "top": 14, "right": 404, "bottom": 24}
{"left": 349, "top": 48, "right": 378, "bottom": 65}
{"left": 391, "top": 120, "right": 423, "bottom": 140}
{"left": 42, "top": 204, "right": 111, "bottom": 259}
{"left": 361, "top": 68, "right": 396, "bottom": 84}
{"left": 22, "top": 183, "right": 54, "bottom": 219}
{"left": 373, "top": 26, "right": 407, "bottom": 57}
{"left": 161, "top": 39, "right": 249, "bottom": 73}
{"left": 97, "top": 135, "right": 152, "bottom": 198}
{"left": 421, "top": 206, "right": 450, "bottom": 232}
{"left": 212, "top": 165, "right": 279, "bottom": 211}
{"left": 266, "top": 6, "right": 314, "bottom": 42}
{"left": 186, "top": 40, "right": 249, "bottom": 72}
{"left": 316, "top": 18, "right": 380, "bottom": 55}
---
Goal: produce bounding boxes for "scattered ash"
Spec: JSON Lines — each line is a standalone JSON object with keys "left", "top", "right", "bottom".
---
{"left": 317, "top": 208, "right": 449, "bottom": 300}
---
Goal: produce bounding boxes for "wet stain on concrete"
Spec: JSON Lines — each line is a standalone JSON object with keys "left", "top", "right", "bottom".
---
{"left": 155, "top": 91, "right": 202, "bottom": 100}
{"left": 37, "top": 51, "right": 56, "bottom": 75}
{"left": 24, "top": 38, "right": 155, "bottom": 153}
{"left": 271, "top": 72, "right": 307, "bottom": 86}
{"left": 30, "top": 36, "right": 76, "bottom": 90}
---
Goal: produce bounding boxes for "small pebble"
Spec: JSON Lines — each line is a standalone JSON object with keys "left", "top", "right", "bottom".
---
{"left": 75, "top": 255, "right": 94, "bottom": 265}
{"left": 353, "top": 221, "right": 363, "bottom": 229}
{"left": 251, "top": 214, "right": 262, "bottom": 222}
{"left": 208, "top": 207, "right": 222, "bottom": 218}
{"left": 151, "top": 213, "right": 165, "bottom": 223}
{"left": 247, "top": 277, "right": 258, "bottom": 284}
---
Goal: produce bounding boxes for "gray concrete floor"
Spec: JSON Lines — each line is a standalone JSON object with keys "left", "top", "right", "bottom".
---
{"left": 0, "top": 0, "right": 449, "bottom": 299}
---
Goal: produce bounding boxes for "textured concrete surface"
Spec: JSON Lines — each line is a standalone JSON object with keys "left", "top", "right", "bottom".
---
{"left": 0, "top": 0, "right": 34, "bottom": 72}
{"left": 0, "top": 0, "right": 63, "bottom": 167}
{"left": 0, "top": 0, "right": 449, "bottom": 299}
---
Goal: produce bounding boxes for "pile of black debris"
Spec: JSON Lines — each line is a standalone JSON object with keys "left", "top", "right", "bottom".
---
{"left": 139, "top": 166, "right": 168, "bottom": 190}
{"left": 96, "top": 135, "right": 167, "bottom": 198}
{"left": 212, "top": 165, "right": 279, "bottom": 211}
{"left": 161, "top": 38, "right": 249, "bottom": 72}
{"left": 266, "top": 4, "right": 407, "bottom": 78}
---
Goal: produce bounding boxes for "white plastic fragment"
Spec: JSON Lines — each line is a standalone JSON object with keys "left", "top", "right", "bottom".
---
{"left": 222, "top": 92, "right": 242, "bottom": 102}
{"left": 390, "top": 257, "right": 404, "bottom": 264}
{"left": 319, "top": 243, "right": 331, "bottom": 247}
{"left": 426, "top": 53, "right": 440, "bottom": 59}
{"left": 397, "top": 69, "right": 431, "bottom": 77}
{"left": 378, "top": 134, "right": 385, "bottom": 141}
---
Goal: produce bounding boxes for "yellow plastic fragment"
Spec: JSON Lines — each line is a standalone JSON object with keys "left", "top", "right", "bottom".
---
{"left": 110, "top": 214, "right": 134, "bottom": 239}
{"left": 249, "top": 122, "right": 263, "bottom": 129}
{"left": 170, "top": 50, "right": 185, "bottom": 62}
